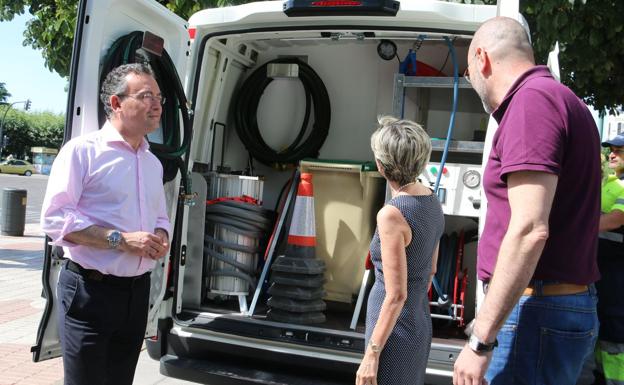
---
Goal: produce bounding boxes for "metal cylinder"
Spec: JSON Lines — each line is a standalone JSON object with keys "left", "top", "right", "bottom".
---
{"left": 1, "top": 188, "right": 27, "bottom": 236}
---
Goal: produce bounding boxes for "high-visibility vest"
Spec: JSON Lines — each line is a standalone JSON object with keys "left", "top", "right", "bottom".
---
{"left": 601, "top": 174, "right": 624, "bottom": 214}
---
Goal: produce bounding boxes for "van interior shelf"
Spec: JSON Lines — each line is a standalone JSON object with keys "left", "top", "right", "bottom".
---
{"left": 430, "top": 139, "right": 484, "bottom": 154}
{"left": 398, "top": 75, "right": 472, "bottom": 89}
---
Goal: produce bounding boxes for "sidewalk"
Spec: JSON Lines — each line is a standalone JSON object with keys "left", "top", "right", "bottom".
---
{"left": 0, "top": 224, "right": 194, "bottom": 385}
{"left": 0, "top": 223, "right": 62, "bottom": 385}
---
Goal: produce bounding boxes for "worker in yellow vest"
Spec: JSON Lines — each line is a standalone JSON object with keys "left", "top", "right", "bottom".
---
{"left": 595, "top": 133, "right": 624, "bottom": 385}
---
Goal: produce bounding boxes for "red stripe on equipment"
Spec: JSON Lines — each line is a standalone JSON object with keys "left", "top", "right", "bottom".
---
{"left": 297, "top": 173, "right": 314, "bottom": 197}
{"left": 206, "top": 195, "right": 259, "bottom": 206}
{"left": 288, "top": 235, "right": 316, "bottom": 247}
{"left": 365, "top": 251, "right": 373, "bottom": 270}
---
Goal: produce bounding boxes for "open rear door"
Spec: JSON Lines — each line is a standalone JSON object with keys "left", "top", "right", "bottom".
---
{"left": 32, "top": 0, "right": 188, "bottom": 362}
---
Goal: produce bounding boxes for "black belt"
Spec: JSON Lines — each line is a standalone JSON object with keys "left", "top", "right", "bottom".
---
{"left": 66, "top": 260, "right": 149, "bottom": 288}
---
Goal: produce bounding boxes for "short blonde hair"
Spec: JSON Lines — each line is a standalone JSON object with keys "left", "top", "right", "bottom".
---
{"left": 371, "top": 116, "right": 431, "bottom": 186}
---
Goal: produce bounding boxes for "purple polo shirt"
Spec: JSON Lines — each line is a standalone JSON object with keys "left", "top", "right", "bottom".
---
{"left": 478, "top": 66, "right": 600, "bottom": 285}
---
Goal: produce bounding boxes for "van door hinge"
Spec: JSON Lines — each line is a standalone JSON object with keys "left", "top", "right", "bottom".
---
{"left": 326, "top": 32, "right": 367, "bottom": 41}
{"left": 180, "top": 192, "right": 198, "bottom": 206}
{"left": 180, "top": 245, "right": 186, "bottom": 266}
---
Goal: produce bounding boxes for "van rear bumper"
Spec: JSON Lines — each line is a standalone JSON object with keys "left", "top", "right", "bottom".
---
{"left": 160, "top": 325, "right": 456, "bottom": 384}
{"left": 160, "top": 354, "right": 351, "bottom": 385}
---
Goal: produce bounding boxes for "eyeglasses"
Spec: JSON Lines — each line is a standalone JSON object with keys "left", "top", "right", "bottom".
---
{"left": 464, "top": 50, "right": 480, "bottom": 84}
{"left": 610, "top": 148, "right": 624, "bottom": 155}
{"left": 463, "top": 66, "right": 471, "bottom": 84}
{"left": 118, "top": 92, "right": 166, "bottom": 105}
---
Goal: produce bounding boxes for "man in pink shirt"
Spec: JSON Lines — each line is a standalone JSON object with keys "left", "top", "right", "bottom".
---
{"left": 40, "top": 63, "right": 171, "bottom": 385}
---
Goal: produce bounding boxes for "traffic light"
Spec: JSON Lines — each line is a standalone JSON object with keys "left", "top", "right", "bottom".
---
{"left": 24, "top": 99, "right": 31, "bottom": 111}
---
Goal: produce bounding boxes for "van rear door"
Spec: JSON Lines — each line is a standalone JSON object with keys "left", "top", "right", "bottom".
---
{"left": 32, "top": 0, "right": 188, "bottom": 362}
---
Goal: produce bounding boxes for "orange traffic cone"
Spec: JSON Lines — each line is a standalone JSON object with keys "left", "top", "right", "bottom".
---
{"left": 268, "top": 173, "right": 327, "bottom": 324}
{"left": 285, "top": 172, "right": 316, "bottom": 259}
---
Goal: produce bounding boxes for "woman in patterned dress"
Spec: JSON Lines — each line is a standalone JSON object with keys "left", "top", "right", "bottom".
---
{"left": 356, "top": 116, "right": 444, "bottom": 385}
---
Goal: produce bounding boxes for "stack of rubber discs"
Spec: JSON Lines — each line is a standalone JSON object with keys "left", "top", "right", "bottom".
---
{"left": 266, "top": 173, "right": 327, "bottom": 324}
{"left": 267, "top": 256, "right": 327, "bottom": 324}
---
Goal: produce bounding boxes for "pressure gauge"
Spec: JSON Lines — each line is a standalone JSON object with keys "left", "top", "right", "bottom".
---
{"left": 462, "top": 170, "right": 481, "bottom": 189}
{"left": 377, "top": 40, "right": 397, "bottom": 61}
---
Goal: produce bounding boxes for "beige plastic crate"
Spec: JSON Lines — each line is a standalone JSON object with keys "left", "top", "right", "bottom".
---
{"left": 300, "top": 160, "right": 385, "bottom": 303}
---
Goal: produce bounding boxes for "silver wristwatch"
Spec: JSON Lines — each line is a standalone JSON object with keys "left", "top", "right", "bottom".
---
{"left": 106, "top": 230, "right": 122, "bottom": 249}
{"left": 468, "top": 333, "right": 498, "bottom": 353}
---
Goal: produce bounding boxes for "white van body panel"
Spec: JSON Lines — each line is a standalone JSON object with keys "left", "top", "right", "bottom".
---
{"left": 69, "top": 0, "right": 188, "bottom": 338}
{"left": 35, "top": 1, "right": 542, "bottom": 384}
{"left": 33, "top": 0, "right": 188, "bottom": 362}
{"left": 69, "top": 0, "right": 188, "bottom": 139}
{"left": 187, "top": 1, "right": 495, "bottom": 31}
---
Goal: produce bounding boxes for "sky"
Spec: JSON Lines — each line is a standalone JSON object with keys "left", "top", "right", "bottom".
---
{"left": 0, "top": 13, "right": 68, "bottom": 114}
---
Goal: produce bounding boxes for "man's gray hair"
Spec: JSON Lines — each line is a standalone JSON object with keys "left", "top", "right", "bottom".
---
{"left": 100, "top": 63, "right": 155, "bottom": 119}
{"left": 371, "top": 116, "right": 431, "bottom": 186}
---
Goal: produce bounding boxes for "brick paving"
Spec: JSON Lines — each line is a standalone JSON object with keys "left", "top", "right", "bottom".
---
{"left": 0, "top": 224, "right": 194, "bottom": 385}
{"left": 0, "top": 224, "right": 63, "bottom": 385}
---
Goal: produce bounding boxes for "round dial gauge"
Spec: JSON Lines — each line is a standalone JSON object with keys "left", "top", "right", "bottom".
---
{"left": 377, "top": 40, "right": 397, "bottom": 61}
{"left": 462, "top": 170, "right": 481, "bottom": 189}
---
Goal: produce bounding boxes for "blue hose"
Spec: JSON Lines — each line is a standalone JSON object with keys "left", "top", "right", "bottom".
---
{"left": 397, "top": 37, "right": 460, "bottom": 307}
{"left": 430, "top": 37, "right": 460, "bottom": 310}
{"left": 432, "top": 36, "right": 459, "bottom": 195}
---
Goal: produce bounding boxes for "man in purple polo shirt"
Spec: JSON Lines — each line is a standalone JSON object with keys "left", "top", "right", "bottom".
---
{"left": 41, "top": 63, "right": 171, "bottom": 385}
{"left": 453, "top": 17, "right": 600, "bottom": 385}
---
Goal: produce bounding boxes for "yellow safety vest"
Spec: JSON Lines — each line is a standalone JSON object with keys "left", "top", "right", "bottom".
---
{"left": 601, "top": 175, "right": 624, "bottom": 214}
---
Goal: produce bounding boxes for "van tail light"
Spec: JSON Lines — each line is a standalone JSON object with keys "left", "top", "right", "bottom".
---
{"left": 312, "top": 1, "right": 362, "bottom": 5}
{"left": 283, "top": 0, "right": 399, "bottom": 17}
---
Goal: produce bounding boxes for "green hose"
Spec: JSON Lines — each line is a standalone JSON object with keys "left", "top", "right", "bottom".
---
{"left": 99, "top": 31, "right": 192, "bottom": 188}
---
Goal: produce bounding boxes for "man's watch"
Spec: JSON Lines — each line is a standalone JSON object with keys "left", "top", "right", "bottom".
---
{"left": 106, "top": 230, "right": 123, "bottom": 249}
{"left": 468, "top": 333, "right": 498, "bottom": 353}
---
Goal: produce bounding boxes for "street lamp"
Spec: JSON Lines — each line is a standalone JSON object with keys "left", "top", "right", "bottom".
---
{"left": 0, "top": 99, "right": 31, "bottom": 156}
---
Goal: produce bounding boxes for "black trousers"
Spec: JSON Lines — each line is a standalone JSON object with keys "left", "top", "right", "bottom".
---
{"left": 57, "top": 261, "right": 151, "bottom": 385}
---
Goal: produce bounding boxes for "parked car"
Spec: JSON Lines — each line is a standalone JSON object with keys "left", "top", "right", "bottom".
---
{"left": 0, "top": 159, "right": 36, "bottom": 176}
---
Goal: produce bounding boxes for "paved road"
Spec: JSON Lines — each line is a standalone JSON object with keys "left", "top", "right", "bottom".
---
{"left": 0, "top": 173, "right": 48, "bottom": 225}
{"left": 0, "top": 173, "right": 195, "bottom": 385}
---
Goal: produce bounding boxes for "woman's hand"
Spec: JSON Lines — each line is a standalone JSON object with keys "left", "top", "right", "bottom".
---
{"left": 355, "top": 352, "right": 379, "bottom": 385}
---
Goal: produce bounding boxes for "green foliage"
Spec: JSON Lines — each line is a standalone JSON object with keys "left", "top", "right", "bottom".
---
{"left": 522, "top": 0, "right": 624, "bottom": 115}
{"left": 0, "top": 0, "right": 77, "bottom": 78}
{"left": 0, "top": 109, "right": 63, "bottom": 158}
{"left": 1, "top": 0, "right": 621, "bottom": 112}
{"left": 0, "top": 82, "right": 10, "bottom": 103}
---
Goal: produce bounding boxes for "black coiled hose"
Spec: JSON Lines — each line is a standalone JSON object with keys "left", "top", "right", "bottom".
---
{"left": 99, "top": 31, "right": 192, "bottom": 186}
{"left": 204, "top": 201, "right": 275, "bottom": 292}
{"left": 233, "top": 58, "right": 331, "bottom": 166}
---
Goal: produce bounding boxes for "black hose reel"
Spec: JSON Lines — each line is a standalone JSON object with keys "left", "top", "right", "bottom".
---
{"left": 99, "top": 31, "right": 192, "bottom": 185}
{"left": 233, "top": 58, "right": 331, "bottom": 167}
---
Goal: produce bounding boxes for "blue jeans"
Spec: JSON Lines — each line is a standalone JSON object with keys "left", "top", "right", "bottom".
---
{"left": 485, "top": 283, "right": 599, "bottom": 385}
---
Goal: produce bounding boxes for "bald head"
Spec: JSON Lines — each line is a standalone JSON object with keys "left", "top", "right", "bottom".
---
{"left": 470, "top": 17, "right": 534, "bottom": 64}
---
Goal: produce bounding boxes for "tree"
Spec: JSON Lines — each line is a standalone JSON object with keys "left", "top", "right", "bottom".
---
{"left": 1, "top": 0, "right": 621, "bottom": 112}
{"left": 522, "top": 0, "right": 624, "bottom": 115}
{"left": 0, "top": 109, "right": 64, "bottom": 158}
{"left": 0, "top": 0, "right": 249, "bottom": 78}
{"left": 0, "top": 82, "right": 10, "bottom": 103}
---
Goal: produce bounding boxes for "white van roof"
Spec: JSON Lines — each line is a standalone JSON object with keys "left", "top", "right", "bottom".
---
{"left": 188, "top": 1, "right": 498, "bottom": 35}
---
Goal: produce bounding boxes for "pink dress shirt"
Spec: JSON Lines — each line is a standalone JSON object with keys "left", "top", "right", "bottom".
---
{"left": 40, "top": 121, "right": 171, "bottom": 277}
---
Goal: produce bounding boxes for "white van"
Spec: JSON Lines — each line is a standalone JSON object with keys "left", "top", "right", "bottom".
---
{"left": 33, "top": 1, "right": 534, "bottom": 384}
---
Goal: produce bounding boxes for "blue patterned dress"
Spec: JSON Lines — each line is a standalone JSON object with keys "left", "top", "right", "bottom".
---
{"left": 365, "top": 194, "right": 444, "bottom": 385}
